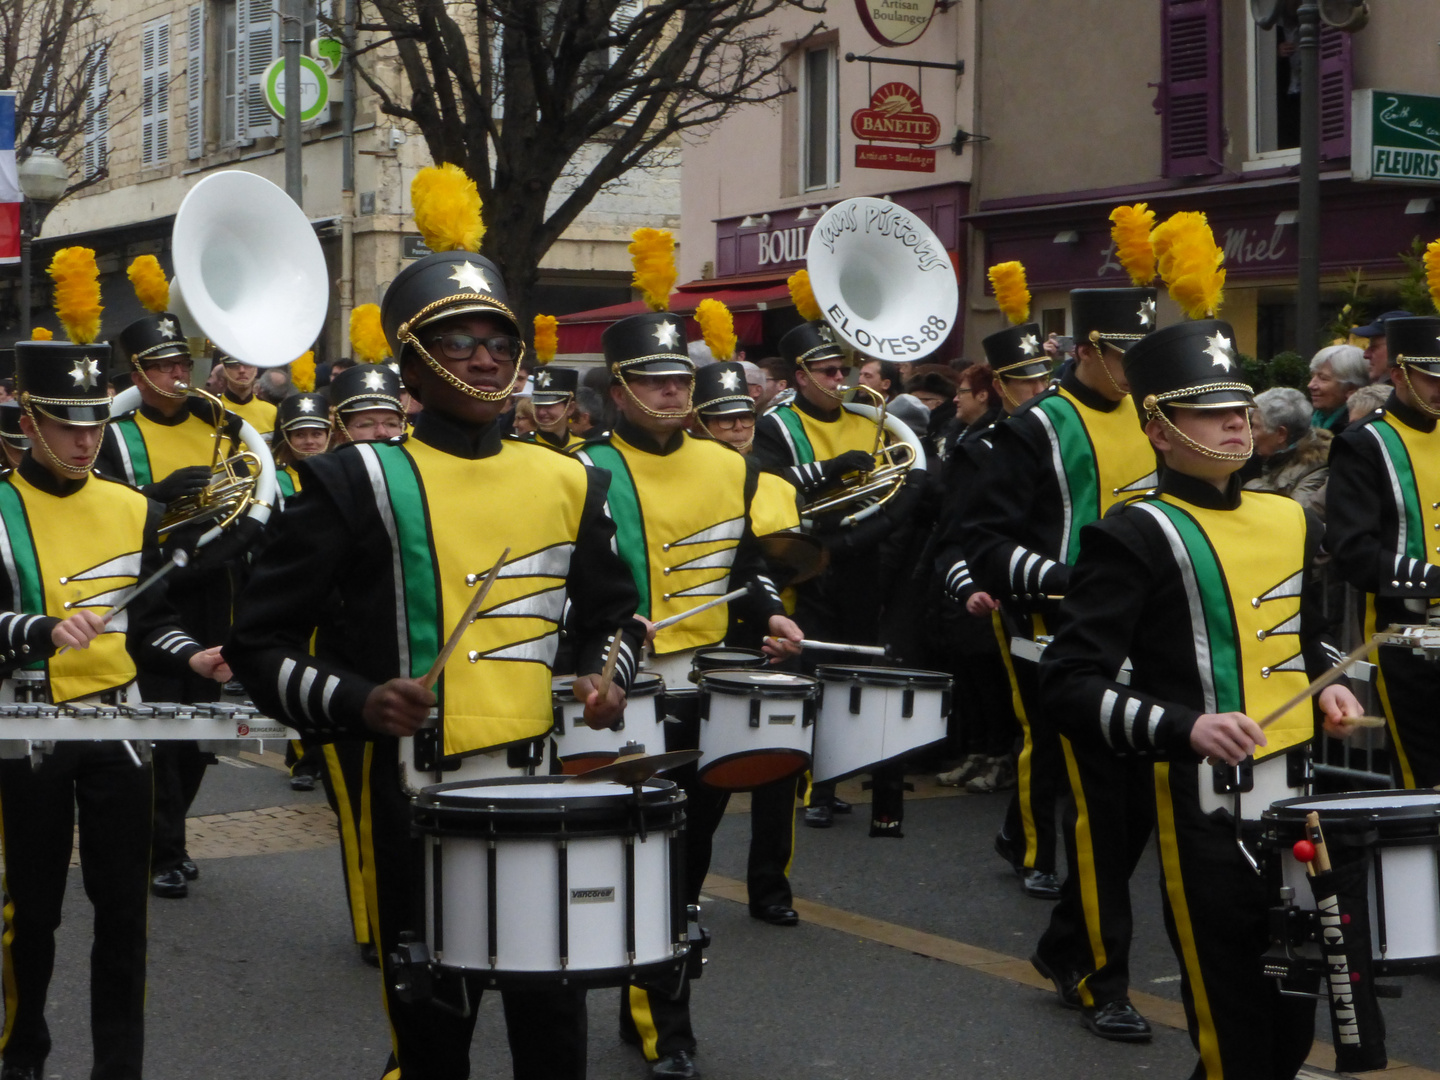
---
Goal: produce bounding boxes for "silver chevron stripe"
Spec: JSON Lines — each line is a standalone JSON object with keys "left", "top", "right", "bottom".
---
{"left": 497, "top": 543, "right": 575, "bottom": 580}
{"left": 478, "top": 585, "right": 568, "bottom": 624}
{"left": 1254, "top": 571, "right": 1303, "bottom": 606}
{"left": 669, "top": 517, "right": 744, "bottom": 548}
{"left": 61, "top": 551, "right": 142, "bottom": 583}
{"left": 1259, "top": 611, "right": 1301, "bottom": 639}
{"left": 66, "top": 586, "right": 131, "bottom": 610}
{"left": 477, "top": 631, "right": 560, "bottom": 665}
{"left": 668, "top": 548, "right": 738, "bottom": 574}
{"left": 668, "top": 576, "right": 733, "bottom": 599}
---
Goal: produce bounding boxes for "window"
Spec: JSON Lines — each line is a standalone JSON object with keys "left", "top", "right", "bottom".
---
{"left": 187, "top": 5, "right": 205, "bottom": 158}
{"left": 801, "top": 44, "right": 838, "bottom": 191}
{"left": 82, "top": 47, "right": 109, "bottom": 179}
{"left": 222, "top": 0, "right": 278, "bottom": 145}
{"left": 1247, "top": 19, "right": 1352, "bottom": 165}
{"left": 141, "top": 17, "right": 172, "bottom": 167}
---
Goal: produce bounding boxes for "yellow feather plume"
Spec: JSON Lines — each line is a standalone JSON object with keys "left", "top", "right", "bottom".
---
{"left": 290, "top": 351, "right": 316, "bottom": 393}
{"left": 696, "top": 299, "right": 737, "bottom": 362}
{"left": 48, "top": 247, "right": 103, "bottom": 345}
{"left": 787, "top": 269, "right": 822, "bottom": 322}
{"left": 30, "top": 327, "right": 53, "bottom": 341}
{"left": 349, "top": 304, "right": 391, "bottom": 364}
{"left": 1151, "top": 211, "right": 1226, "bottom": 320}
{"left": 1426, "top": 238, "right": 1440, "bottom": 315}
{"left": 629, "top": 228, "right": 676, "bottom": 312}
{"left": 987, "top": 262, "right": 1031, "bottom": 326}
{"left": 411, "top": 163, "right": 485, "bottom": 253}
{"left": 533, "top": 314, "right": 559, "bottom": 364}
{"left": 127, "top": 255, "right": 170, "bottom": 313}
{"left": 1109, "top": 204, "right": 1157, "bottom": 287}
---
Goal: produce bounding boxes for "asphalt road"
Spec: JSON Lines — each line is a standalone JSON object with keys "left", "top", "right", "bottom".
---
{"left": 24, "top": 753, "right": 1440, "bottom": 1079}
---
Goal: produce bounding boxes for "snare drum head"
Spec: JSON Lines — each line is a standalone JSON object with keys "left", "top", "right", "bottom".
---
{"left": 1269, "top": 789, "right": 1440, "bottom": 821}
{"left": 690, "top": 647, "right": 768, "bottom": 672}
{"left": 814, "top": 664, "right": 951, "bottom": 688}
{"left": 698, "top": 670, "right": 819, "bottom": 697}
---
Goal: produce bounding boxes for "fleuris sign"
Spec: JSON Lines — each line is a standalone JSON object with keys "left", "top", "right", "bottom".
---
{"left": 857, "top": 0, "right": 939, "bottom": 47}
{"left": 1352, "top": 90, "right": 1440, "bottom": 184}
{"left": 851, "top": 83, "right": 939, "bottom": 173}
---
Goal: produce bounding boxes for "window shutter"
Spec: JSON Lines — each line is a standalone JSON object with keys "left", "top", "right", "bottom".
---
{"left": 187, "top": 5, "right": 205, "bottom": 159}
{"left": 141, "top": 18, "right": 171, "bottom": 167}
{"left": 237, "top": 0, "right": 277, "bottom": 143}
{"left": 1159, "top": 0, "right": 1223, "bottom": 178}
{"left": 82, "top": 49, "right": 109, "bottom": 179}
{"left": 1318, "top": 24, "right": 1352, "bottom": 161}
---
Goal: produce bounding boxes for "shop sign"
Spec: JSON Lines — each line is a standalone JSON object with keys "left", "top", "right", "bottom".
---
{"left": 857, "top": 0, "right": 939, "bottom": 47}
{"left": 852, "top": 82, "right": 939, "bottom": 173}
{"left": 1353, "top": 90, "right": 1440, "bottom": 184}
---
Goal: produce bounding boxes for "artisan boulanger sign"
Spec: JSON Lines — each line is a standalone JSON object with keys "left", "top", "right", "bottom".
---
{"left": 852, "top": 82, "right": 939, "bottom": 173}
{"left": 1353, "top": 90, "right": 1440, "bottom": 184}
{"left": 857, "top": 0, "right": 939, "bottom": 47}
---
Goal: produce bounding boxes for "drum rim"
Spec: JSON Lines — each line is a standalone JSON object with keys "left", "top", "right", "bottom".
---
{"left": 690, "top": 646, "right": 768, "bottom": 667}
{"left": 415, "top": 774, "right": 678, "bottom": 809}
{"left": 1265, "top": 789, "right": 1440, "bottom": 822}
{"left": 697, "top": 669, "right": 821, "bottom": 698}
{"left": 551, "top": 671, "right": 663, "bottom": 696}
{"left": 814, "top": 664, "right": 952, "bottom": 687}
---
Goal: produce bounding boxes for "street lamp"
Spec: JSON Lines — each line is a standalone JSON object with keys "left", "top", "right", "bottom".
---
{"left": 16, "top": 150, "right": 69, "bottom": 338}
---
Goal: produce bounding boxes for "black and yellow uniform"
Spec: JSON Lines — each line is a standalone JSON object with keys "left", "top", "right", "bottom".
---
{"left": 227, "top": 408, "right": 644, "bottom": 1079}
{"left": 275, "top": 462, "right": 302, "bottom": 502}
{"left": 1039, "top": 470, "right": 1330, "bottom": 1078}
{"left": 0, "top": 337, "right": 203, "bottom": 1080}
{"left": 1328, "top": 387, "right": 1440, "bottom": 788}
{"left": 534, "top": 427, "right": 586, "bottom": 453}
{"left": 221, "top": 387, "right": 277, "bottom": 437}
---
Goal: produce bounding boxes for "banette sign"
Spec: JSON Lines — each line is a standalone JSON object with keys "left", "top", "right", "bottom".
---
{"left": 851, "top": 82, "right": 939, "bottom": 173}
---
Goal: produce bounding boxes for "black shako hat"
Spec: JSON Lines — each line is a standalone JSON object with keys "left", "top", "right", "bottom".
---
{"left": 531, "top": 366, "right": 579, "bottom": 405}
{"left": 15, "top": 340, "right": 114, "bottom": 426}
{"left": 381, "top": 251, "right": 521, "bottom": 364}
{"left": 116, "top": 313, "right": 190, "bottom": 370}
{"left": 779, "top": 320, "right": 845, "bottom": 370}
{"left": 0, "top": 401, "right": 28, "bottom": 448}
{"left": 982, "top": 323, "right": 1052, "bottom": 380}
{"left": 277, "top": 392, "right": 331, "bottom": 431}
{"left": 693, "top": 361, "right": 754, "bottom": 417}
{"left": 1071, "top": 288, "right": 1159, "bottom": 354}
{"left": 1386, "top": 316, "right": 1440, "bottom": 374}
{"left": 330, "top": 364, "right": 404, "bottom": 415}
{"left": 1124, "top": 319, "right": 1254, "bottom": 421}
{"left": 602, "top": 312, "right": 693, "bottom": 377}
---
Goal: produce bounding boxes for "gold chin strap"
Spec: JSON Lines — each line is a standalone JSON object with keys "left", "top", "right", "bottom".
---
{"left": 799, "top": 359, "right": 847, "bottom": 403}
{"left": 1397, "top": 364, "right": 1440, "bottom": 418}
{"left": 617, "top": 373, "right": 695, "bottom": 421}
{"left": 20, "top": 396, "right": 102, "bottom": 478}
{"left": 696, "top": 412, "right": 754, "bottom": 454}
{"left": 397, "top": 309, "right": 526, "bottom": 403}
{"left": 135, "top": 365, "right": 189, "bottom": 401}
{"left": 1143, "top": 394, "right": 1254, "bottom": 462}
{"left": 329, "top": 406, "right": 353, "bottom": 446}
{"left": 1087, "top": 331, "right": 1129, "bottom": 400}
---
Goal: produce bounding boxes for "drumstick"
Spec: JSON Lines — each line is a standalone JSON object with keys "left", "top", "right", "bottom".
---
{"left": 58, "top": 550, "right": 191, "bottom": 654}
{"left": 1257, "top": 635, "right": 1381, "bottom": 731}
{"left": 418, "top": 548, "right": 509, "bottom": 691}
{"left": 594, "top": 632, "right": 624, "bottom": 700}
{"left": 767, "top": 638, "right": 887, "bottom": 657}
{"left": 648, "top": 586, "right": 750, "bottom": 632}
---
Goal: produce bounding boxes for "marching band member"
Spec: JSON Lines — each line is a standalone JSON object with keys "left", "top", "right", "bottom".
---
{"left": 0, "top": 400, "right": 29, "bottom": 471}
{"left": 214, "top": 348, "right": 278, "bottom": 438}
{"left": 1327, "top": 311, "right": 1440, "bottom": 788}
{"left": 227, "top": 163, "right": 645, "bottom": 1080}
{"left": 576, "top": 302, "right": 802, "bottom": 1080}
{"left": 327, "top": 363, "right": 406, "bottom": 445}
{"left": 530, "top": 366, "right": 586, "bottom": 451}
{"left": 271, "top": 392, "right": 331, "bottom": 501}
{"left": 1039, "top": 314, "right": 1361, "bottom": 1080}
{"left": 957, "top": 259, "right": 1160, "bottom": 1040}
{"left": 0, "top": 300, "right": 228, "bottom": 1080}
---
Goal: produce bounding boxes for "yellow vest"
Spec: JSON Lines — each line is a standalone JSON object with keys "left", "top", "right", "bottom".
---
{"left": 792, "top": 403, "right": 876, "bottom": 459}
{"left": 751, "top": 470, "right": 802, "bottom": 536}
{"left": 132, "top": 409, "right": 235, "bottom": 481}
{"left": 224, "top": 394, "right": 278, "bottom": 436}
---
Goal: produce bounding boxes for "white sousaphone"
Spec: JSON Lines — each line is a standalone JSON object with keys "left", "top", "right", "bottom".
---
{"left": 799, "top": 197, "right": 959, "bottom": 527}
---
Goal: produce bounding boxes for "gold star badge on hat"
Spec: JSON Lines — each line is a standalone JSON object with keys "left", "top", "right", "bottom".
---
{"left": 449, "top": 262, "right": 493, "bottom": 295}
{"left": 719, "top": 369, "right": 740, "bottom": 391}
{"left": 1138, "top": 298, "right": 1156, "bottom": 328}
{"left": 536, "top": 371, "right": 551, "bottom": 388}
{"left": 652, "top": 321, "right": 681, "bottom": 349}
{"left": 363, "top": 369, "right": 387, "bottom": 390}
{"left": 1019, "top": 333, "right": 1040, "bottom": 357}
{"left": 297, "top": 397, "right": 316, "bottom": 413}
{"left": 157, "top": 317, "right": 179, "bottom": 340}
{"left": 69, "top": 357, "right": 101, "bottom": 390}
{"left": 1204, "top": 332, "right": 1234, "bottom": 371}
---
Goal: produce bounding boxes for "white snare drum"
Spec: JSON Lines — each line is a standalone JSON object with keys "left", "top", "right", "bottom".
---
{"left": 687, "top": 647, "right": 768, "bottom": 683}
{"left": 399, "top": 710, "right": 545, "bottom": 795}
{"left": 811, "top": 665, "right": 952, "bottom": 784}
{"left": 412, "top": 776, "right": 688, "bottom": 986}
{"left": 1264, "top": 790, "right": 1440, "bottom": 972}
{"left": 696, "top": 670, "right": 818, "bottom": 790}
{"left": 551, "top": 673, "right": 665, "bottom": 775}
{"left": 1197, "top": 750, "right": 1308, "bottom": 820}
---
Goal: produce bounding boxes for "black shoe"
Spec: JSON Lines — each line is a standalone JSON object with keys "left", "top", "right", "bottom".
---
{"left": 151, "top": 869, "right": 188, "bottom": 899}
{"left": 178, "top": 858, "right": 200, "bottom": 881}
{"left": 750, "top": 904, "right": 798, "bottom": 927}
{"left": 290, "top": 772, "right": 317, "bottom": 792}
{"left": 652, "top": 1050, "right": 698, "bottom": 1079}
{"left": 831, "top": 797, "right": 852, "bottom": 814}
{"left": 869, "top": 817, "right": 904, "bottom": 838}
{"left": 1081, "top": 1000, "right": 1152, "bottom": 1042}
{"left": 803, "top": 804, "right": 833, "bottom": 828}
{"left": 360, "top": 942, "right": 380, "bottom": 967}
{"left": 1030, "top": 953, "right": 1083, "bottom": 1010}
{"left": 1, "top": 1064, "right": 43, "bottom": 1080}
{"left": 1020, "top": 869, "right": 1061, "bottom": 900}
{"left": 994, "top": 829, "right": 1021, "bottom": 870}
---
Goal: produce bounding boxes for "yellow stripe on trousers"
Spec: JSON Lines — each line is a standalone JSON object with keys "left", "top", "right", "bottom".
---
{"left": 1153, "top": 763, "right": 1223, "bottom": 1079}
{"left": 1061, "top": 736, "right": 1105, "bottom": 1009}
{"left": 1365, "top": 600, "right": 1417, "bottom": 789}
{"left": 627, "top": 985, "right": 661, "bottom": 1061}
{"left": 0, "top": 796, "right": 16, "bottom": 1052}
{"left": 322, "top": 743, "right": 371, "bottom": 944}
{"left": 992, "top": 610, "right": 1038, "bottom": 866}
{"left": 357, "top": 744, "right": 400, "bottom": 1060}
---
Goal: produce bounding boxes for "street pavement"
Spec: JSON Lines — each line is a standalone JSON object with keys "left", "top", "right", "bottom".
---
{"left": 26, "top": 750, "right": 1440, "bottom": 1079}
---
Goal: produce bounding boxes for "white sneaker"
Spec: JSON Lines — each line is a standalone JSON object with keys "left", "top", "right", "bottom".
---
{"left": 937, "top": 753, "right": 986, "bottom": 787}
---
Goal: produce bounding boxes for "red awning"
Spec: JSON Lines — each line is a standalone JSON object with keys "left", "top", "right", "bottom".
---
{"left": 556, "top": 280, "right": 794, "bottom": 356}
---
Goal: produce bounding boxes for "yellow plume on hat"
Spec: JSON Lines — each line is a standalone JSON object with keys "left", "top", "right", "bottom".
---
{"left": 349, "top": 304, "right": 391, "bottom": 364}
{"left": 696, "top": 299, "right": 737, "bottom": 362}
{"left": 629, "top": 228, "right": 676, "bottom": 312}
{"left": 787, "top": 269, "right": 822, "bottom": 322}
{"left": 30, "top": 327, "right": 53, "bottom": 341}
{"left": 1108, "top": 204, "right": 1157, "bottom": 287}
{"left": 411, "top": 163, "right": 485, "bottom": 254}
{"left": 48, "top": 247, "right": 103, "bottom": 345}
{"left": 1425, "top": 238, "right": 1440, "bottom": 315}
{"left": 533, "top": 314, "right": 559, "bottom": 364}
{"left": 290, "top": 350, "right": 316, "bottom": 393}
{"left": 987, "top": 262, "right": 1030, "bottom": 326}
{"left": 127, "top": 255, "right": 171, "bottom": 313}
{"left": 1151, "top": 211, "right": 1225, "bottom": 320}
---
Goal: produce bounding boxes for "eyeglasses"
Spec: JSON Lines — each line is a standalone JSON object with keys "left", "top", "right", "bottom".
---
{"left": 707, "top": 414, "right": 756, "bottom": 429}
{"left": 425, "top": 333, "right": 521, "bottom": 363}
{"left": 810, "top": 365, "right": 850, "bottom": 379}
{"left": 143, "top": 358, "right": 194, "bottom": 374}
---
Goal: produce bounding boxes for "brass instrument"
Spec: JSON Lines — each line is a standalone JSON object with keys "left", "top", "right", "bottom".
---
{"left": 799, "top": 383, "right": 923, "bottom": 529}
{"left": 155, "top": 387, "right": 267, "bottom": 540}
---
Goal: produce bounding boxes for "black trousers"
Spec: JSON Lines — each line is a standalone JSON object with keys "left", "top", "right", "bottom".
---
{"left": 1374, "top": 641, "right": 1440, "bottom": 788}
{"left": 150, "top": 740, "right": 212, "bottom": 872}
{"left": 0, "top": 743, "right": 153, "bottom": 1080}
{"left": 319, "top": 740, "right": 372, "bottom": 946}
{"left": 362, "top": 739, "right": 587, "bottom": 1080}
{"left": 997, "top": 613, "right": 1063, "bottom": 874}
{"left": 1035, "top": 736, "right": 1154, "bottom": 1007}
{"left": 746, "top": 773, "right": 798, "bottom": 912}
{"left": 1154, "top": 762, "right": 1315, "bottom": 1080}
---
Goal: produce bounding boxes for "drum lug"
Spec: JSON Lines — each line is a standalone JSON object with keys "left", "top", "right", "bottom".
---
{"left": 414, "top": 730, "right": 459, "bottom": 774}
{"left": 901, "top": 687, "right": 914, "bottom": 719}
{"left": 553, "top": 701, "right": 565, "bottom": 735}
{"left": 749, "top": 699, "right": 761, "bottom": 729}
{"left": 388, "top": 931, "right": 435, "bottom": 1006}
{"left": 848, "top": 685, "right": 862, "bottom": 716}
{"left": 1286, "top": 749, "right": 1311, "bottom": 790}
{"left": 1211, "top": 758, "right": 1255, "bottom": 796}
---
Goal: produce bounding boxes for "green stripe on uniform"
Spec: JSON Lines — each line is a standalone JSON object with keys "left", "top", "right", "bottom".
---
{"left": 115, "top": 419, "right": 153, "bottom": 487}
{"left": 774, "top": 406, "right": 816, "bottom": 465}
{"left": 0, "top": 484, "right": 47, "bottom": 671}
{"left": 1371, "top": 419, "right": 1425, "bottom": 562}
{"left": 583, "top": 443, "right": 651, "bottom": 618}
{"left": 275, "top": 470, "right": 297, "bottom": 500}
{"left": 1037, "top": 396, "right": 1098, "bottom": 564}
{"left": 371, "top": 444, "right": 440, "bottom": 678}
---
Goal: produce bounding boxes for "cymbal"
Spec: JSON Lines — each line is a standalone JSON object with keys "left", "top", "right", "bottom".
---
{"left": 758, "top": 530, "right": 828, "bottom": 586}
{"left": 571, "top": 749, "right": 701, "bottom": 785}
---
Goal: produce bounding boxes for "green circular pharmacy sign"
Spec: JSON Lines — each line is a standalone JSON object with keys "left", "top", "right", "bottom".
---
{"left": 262, "top": 55, "right": 330, "bottom": 122}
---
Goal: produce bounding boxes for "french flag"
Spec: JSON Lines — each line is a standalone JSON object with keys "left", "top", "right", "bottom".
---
{"left": 0, "top": 92, "right": 18, "bottom": 266}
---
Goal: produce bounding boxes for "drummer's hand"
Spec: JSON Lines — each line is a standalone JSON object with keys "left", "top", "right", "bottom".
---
{"left": 188, "top": 645, "right": 232, "bottom": 683}
{"left": 966, "top": 591, "right": 999, "bottom": 617}
{"left": 763, "top": 616, "right": 803, "bottom": 662}
{"left": 1318, "top": 684, "right": 1364, "bottom": 739}
{"left": 1191, "top": 712, "right": 1266, "bottom": 766}
{"left": 573, "top": 673, "right": 628, "bottom": 730}
{"left": 637, "top": 615, "right": 657, "bottom": 648}
{"left": 52, "top": 611, "right": 106, "bottom": 651}
{"left": 362, "top": 678, "right": 436, "bottom": 737}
